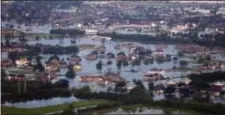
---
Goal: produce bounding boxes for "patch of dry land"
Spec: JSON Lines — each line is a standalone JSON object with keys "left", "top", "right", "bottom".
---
{"left": 77, "top": 44, "right": 96, "bottom": 50}
{"left": 26, "top": 33, "right": 61, "bottom": 39}
{"left": 164, "top": 67, "right": 193, "bottom": 72}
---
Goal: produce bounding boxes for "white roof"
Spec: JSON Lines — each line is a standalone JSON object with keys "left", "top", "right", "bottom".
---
{"left": 213, "top": 81, "right": 223, "bottom": 86}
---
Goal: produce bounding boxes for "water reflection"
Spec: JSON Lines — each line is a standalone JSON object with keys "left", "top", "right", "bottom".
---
{"left": 104, "top": 107, "right": 195, "bottom": 115}
{"left": 3, "top": 96, "right": 80, "bottom": 108}
{"left": 105, "top": 107, "right": 163, "bottom": 115}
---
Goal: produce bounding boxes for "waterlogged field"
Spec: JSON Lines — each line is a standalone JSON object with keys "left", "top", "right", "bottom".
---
{"left": 2, "top": 100, "right": 116, "bottom": 115}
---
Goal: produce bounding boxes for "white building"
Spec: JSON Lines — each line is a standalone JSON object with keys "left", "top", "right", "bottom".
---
{"left": 113, "top": 24, "right": 162, "bottom": 36}
{"left": 170, "top": 24, "right": 189, "bottom": 34}
{"left": 198, "top": 28, "right": 216, "bottom": 39}
{"left": 145, "top": 68, "right": 165, "bottom": 75}
{"left": 184, "top": 7, "right": 210, "bottom": 14}
{"left": 52, "top": 7, "right": 77, "bottom": 14}
{"left": 85, "top": 29, "right": 98, "bottom": 35}
{"left": 217, "top": 7, "right": 225, "bottom": 15}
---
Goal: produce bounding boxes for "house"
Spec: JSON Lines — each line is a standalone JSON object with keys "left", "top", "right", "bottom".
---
{"left": 1, "top": 28, "right": 24, "bottom": 38}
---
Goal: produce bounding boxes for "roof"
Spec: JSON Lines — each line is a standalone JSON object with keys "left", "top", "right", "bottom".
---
{"left": 1, "top": 28, "right": 23, "bottom": 36}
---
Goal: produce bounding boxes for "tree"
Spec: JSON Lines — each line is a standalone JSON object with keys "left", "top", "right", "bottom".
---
{"left": 36, "top": 55, "right": 42, "bottom": 63}
{"left": 148, "top": 82, "right": 154, "bottom": 90}
{"left": 74, "top": 86, "right": 92, "bottom": 98}
{"left": 49, "top": 54, "right": 60, "bottom": 62}
{"left": 129, "top": 85, "right": 149, "bottom": 102}
{"left": 146, "top": 49, "right": 152, "bottom": 56}
{"left": 79, "top": 86, "right": 91, "bottom": 94}
{"left": 178, "top": 52, "right": 184, "bottom": 57}
{"left": 197, "top": 57, "right": 204, "bottom": 63}
{"left": 27, "top": 56, "right": 32, "bottom": 61}
{"left": 192, "top": 56, "right": 197, "bottom": 61}
{"left": 123, "top": 60, "right": 129, "bottom": 66}
{"left": 133, "top": 79, "right": 137, "bottom": 84}
{"left": 173, "top": 57, "right": 178, "bottom": 61}
{"left": 148, "top": 82, "right": 154, "bottom": 98}
{"left": 205, "top": 55, "right": 212, "bottom": 62}
{"left": 166, "top": 54, "right": 172, "bottom": 61}
{"left": 49, "top": 35, "right": 53, "bottom": 39}
{"left": 35, "top": 62, "right": 44, "bottom": 72}
{"left": 132, "top": 59, "right": 141, "bottom": 66}
{"left": 5, "top": 34, "right": 11, "bottom": 40}
{"left": 5, "top": 39, "right": 10, "bottom": 46}
{"left": 134, "top": 80, "right": 146, "bottom": 90}
{"left": 144, "top": 58, "right": 151, "bottom": 65}
{"left": 35, "top": 36, "right": 40, "bottom": 41}
{"left": 1, "top": 69, "right": 7, "bottom": 80}
{"left": 106, "top": 23, "right": 111, "bottom": 28}
{"left": 19, "top": 33, "right": 27, "bottom": 43}
{"left": 54, "top": 79, "right": 69, "bottom": 88}
{"left": 179, "top": 60, "right": 188, "bottom": 68}
{"left": 114, "top": 81, "right": 127, "bottom": 94}
{"left": 8, "top": 52, "right": 19, "bottom": 65}
{"left": 96, "top": 61, "right": 102, "bottom": 71}
{"left": 101, "top": 38, "right": 106, "bottom": 46}
{"left": 65, "top": 68, "right": 76, "bottom": 79}
{"left": 107, "top": 87, "right": 113, "bottom": 92}
{"left": 116, "top": 61, "right": 122, "bottom": 70}
{"left": 173, "top": 66, "right": 177, "bottom": 70}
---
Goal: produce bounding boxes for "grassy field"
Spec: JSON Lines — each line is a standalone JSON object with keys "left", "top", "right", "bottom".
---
{"left": 1, "top": 100, "right": 116, "bottom": 115}
{"left": 164, "top": 67, "right": 194, "bottom": 72}
{"left": 86, "top": 104, "right": 197, "bottom": 114}
{"left": 26, "top": 33, "right": 62, "bottom": 39}
{"left": 77, "top": 44, "right": 96, "bottom": 50}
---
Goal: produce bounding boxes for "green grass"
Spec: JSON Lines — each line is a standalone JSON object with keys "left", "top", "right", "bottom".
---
{"left": 120, "top": 104, "right": 143, "bottom": 111}
{"left": 1, "top": 99, "right": 116, "bottom": 115}
{"left": 26, "top": 33, "right": 62, "bottom": 39}
{"left": 77, "top": 44, "right": 96, "bottom": 50}
{"left": 164, "top": 67, "right": 194, "bottom": 72}
{"left": 89, "top": 104, "right": 198, "bottom": 114}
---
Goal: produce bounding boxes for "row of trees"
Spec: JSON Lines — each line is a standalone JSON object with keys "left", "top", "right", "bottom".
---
{"left": 50, "top": 29, "right": 85, "bottom": 36}
{"left": 73, "top": 79, "right": 153, "bottom": 103}
{"left": 97, "top": 32, "right": 193, "bottom": 44}
{"left": 98, "top": 32, "right": 225, "bottom": 48}
{"left": 189, "top": 71, "right": 225, "bottom": 83}
{"left": 2, "top": 88, "right": 71, "bottom": 103}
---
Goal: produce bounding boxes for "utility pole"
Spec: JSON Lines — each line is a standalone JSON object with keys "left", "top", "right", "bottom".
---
{"left": 24, "top": 79, "right": 27, "bottom": 92}
{"left": 18, "top": 80, "right": 21, "bottom": 93}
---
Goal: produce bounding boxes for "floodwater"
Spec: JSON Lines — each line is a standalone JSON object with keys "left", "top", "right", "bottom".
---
{"left": 20, "top": 38, "right": 225, "bottom": 89}
{"left": 2, "top": 37, "right": 225, "bottom": 108}
{"left": 27, "top": 38, "right": 194, "bottom": 87}
{"left": 3, "top": 96, "right": 80, "bottom": 108}
{"left": 103, "top": 107, "right": 195, "bottom": 115}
